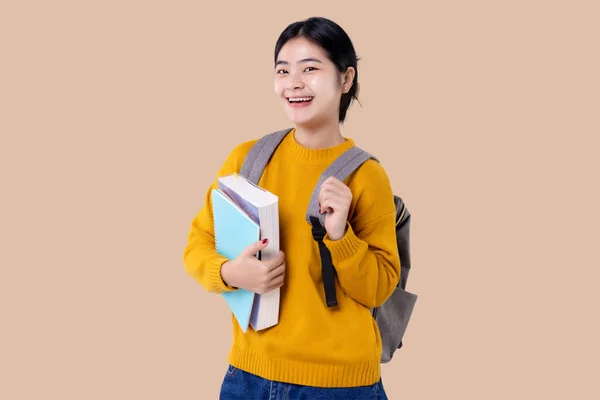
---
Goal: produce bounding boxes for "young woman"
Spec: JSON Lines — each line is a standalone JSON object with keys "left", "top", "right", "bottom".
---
{"left": 183, "top": 16, "right": 399, "bottom": 399}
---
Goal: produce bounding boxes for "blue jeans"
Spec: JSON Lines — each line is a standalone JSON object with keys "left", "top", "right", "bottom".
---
{"left": 219, "top": 364, "right": 388, "bottom": 399}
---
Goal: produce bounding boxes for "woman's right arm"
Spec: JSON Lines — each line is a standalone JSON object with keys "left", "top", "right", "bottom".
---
{"left": 181, "top": 139, "right": 285, "bottom": 294}
{"left": 182, "top": 141, "right": 247, "bottom": 293}
{"left": 182, "top": 175, "right": 237, "bottom": 293}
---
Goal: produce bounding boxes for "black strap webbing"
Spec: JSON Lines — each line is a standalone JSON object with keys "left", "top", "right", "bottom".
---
{"left": 309, "top": 216, "right": 338, "bottom": 308}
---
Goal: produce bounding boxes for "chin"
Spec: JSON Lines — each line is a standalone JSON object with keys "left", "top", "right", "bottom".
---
{"left": 288, "top": 114, "right": 311, "bottom": 126}
{"left": 284, "top": 108, "right": 319, "bottom": 127}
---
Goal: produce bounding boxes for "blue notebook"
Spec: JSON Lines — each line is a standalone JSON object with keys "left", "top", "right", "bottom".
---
{"left": 211, "top": 188, "right": 260, "bottom": 333}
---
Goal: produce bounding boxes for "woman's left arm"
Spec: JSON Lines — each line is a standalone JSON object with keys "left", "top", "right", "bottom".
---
{"left": 319, "top": 162, "right": 401, "bottom": 308}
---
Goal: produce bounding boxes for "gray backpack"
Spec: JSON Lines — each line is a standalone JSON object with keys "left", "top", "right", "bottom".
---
{"left": 239, "top": 128, "right": 418, "bottom": 363}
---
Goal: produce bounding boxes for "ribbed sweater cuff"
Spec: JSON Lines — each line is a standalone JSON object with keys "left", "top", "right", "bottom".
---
{"left": 323, "top": 222, "right": 363, "bottom": 265}
{"left": 208, "top": 254, "right": 237, "bottom": 293}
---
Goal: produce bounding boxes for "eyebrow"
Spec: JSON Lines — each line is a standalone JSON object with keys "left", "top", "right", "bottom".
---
{"left": 275, "top": 58, "right": 323, "bottom": 66}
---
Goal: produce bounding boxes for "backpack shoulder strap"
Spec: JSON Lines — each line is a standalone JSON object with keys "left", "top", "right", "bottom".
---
{"left": 306, "top": 145, "right": 379, "bottom": 308}
{"left": 306, "top": 146, "right": 379, "bottom": 227}
{"left": 239, "top": 127, "right": 294, "bottom": 184}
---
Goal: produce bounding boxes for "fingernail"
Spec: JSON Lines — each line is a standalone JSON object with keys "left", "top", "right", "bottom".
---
{"left": 262, "top": 238, "right": 268, "bottom": 244}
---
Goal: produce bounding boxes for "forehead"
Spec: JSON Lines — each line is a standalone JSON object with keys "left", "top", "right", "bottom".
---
{"left": 276, "top": 37, "right": 329, "bottom": 62}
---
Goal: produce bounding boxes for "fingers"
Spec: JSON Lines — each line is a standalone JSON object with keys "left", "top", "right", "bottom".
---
{"left": 252, "top": 252, "right": 285, "bottom": 294}
{"left": 318, "top": 178, "right": 351, "bottom": 213}
{"left": 319, "top": 186, "right": 345, "bottom": 201}
{"left": 265, "top": 273, "right": 285, "bottom": 293}
{"left": 321, "top": 177, "right": 349, "bottom": 193}
{"left": 255, "top": 262, "right": 285, "bottom": 294}
{"left": 320, "top": 198, "right": 344, "bottom": 214}
{"left": 319, "top": 190, "right": 340, "bottom": 214}
{"left": 263, "top": 250, "right": 285, "bottom": 271}
{"left": 320, "top": 188, "right": 350, "bottom": 214}
{"left": 242, "top": 238, "right": 269, "bottom": 257}
{"left": 267, "top": 262, "right": 285, "bottom": 280}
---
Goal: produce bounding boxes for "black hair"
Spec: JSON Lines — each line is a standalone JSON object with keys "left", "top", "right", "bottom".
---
{"left": 274, "top": 17, "right": 360, "bottom": 123}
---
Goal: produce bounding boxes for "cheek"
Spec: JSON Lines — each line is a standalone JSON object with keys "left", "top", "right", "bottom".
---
{"left": 310, "top": 76, "right": 340, "bottom": 104}
{"left": 307, "top": 76, "right": 320, "bottom": 91}
{"left": 274, "top": 79, "right": 285, "bottom": 95}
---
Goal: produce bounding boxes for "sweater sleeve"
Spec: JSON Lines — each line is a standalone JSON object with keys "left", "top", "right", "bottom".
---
{"left": 322, "top": 161, "right": 401, "bottom": 308}
{"left": 182, "top": 140, "right": 256, "bottom": 293}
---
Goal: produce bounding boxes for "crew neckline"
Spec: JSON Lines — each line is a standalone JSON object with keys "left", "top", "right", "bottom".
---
{"left": 280, "top": 128, "right": 355, "bottom": 164}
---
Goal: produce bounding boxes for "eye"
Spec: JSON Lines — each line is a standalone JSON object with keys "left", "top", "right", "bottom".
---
{"left": 276, "top": 69, "right": 288, "bottom": 74}
{"left": 304, "top": 67, "right": 317, "bottom": 72}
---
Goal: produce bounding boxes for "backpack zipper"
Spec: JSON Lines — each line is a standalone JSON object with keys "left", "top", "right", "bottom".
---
{"left": 396, "top": 204, "right": 407, "bottom": 227}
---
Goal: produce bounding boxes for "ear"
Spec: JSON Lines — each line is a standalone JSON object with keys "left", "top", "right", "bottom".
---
{"left": 341, "top": 66, "right": 355, "bottom": 94}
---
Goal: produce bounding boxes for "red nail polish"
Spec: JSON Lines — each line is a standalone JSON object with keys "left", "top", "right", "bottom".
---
{"left": 262, "top": 238, "right": 268, "bottom": 244}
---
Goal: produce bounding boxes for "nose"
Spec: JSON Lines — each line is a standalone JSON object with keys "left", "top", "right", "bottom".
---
{"left": 286, "top": 71, "right": 305, "bottom": 90}
{"left": 286, "top": 80, "right": 304, "bottom": 90}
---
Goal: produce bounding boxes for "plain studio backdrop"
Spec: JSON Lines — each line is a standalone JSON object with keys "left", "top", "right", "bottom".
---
{"left": 1, "top": 1, "right": 598, "bottom": 399}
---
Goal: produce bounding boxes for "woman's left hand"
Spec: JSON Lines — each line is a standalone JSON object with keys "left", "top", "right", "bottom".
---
{"left": 318, "top": 176, "right": 352, "bottom": 241}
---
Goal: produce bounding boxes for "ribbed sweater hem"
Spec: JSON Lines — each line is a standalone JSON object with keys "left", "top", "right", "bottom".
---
{"left": 227, "top": 344, "right": 381, "bottom": 388}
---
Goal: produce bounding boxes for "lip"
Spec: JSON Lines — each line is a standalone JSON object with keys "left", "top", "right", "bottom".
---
{"left": 286, "top": 96, "right": 314, "bottom": 108}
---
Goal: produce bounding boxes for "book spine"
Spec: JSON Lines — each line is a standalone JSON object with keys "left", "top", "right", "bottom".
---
{"left": 211, "top": 190, "right": 220, "bottom": 254}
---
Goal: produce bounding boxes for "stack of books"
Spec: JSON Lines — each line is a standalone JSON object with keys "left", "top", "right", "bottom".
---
{"left": 211, "top": 173, "right": 280, "bottom": 332}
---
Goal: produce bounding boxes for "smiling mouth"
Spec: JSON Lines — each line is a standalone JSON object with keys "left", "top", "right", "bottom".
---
{"left": 287, "top": 97, "right": 314, "bottom": 103}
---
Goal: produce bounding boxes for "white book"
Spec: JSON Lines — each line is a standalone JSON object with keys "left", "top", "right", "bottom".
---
{"left": 217, "top": 173, "right": 280, "bottom": 331}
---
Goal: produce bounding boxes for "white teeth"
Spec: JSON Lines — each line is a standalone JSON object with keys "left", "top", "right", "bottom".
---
{"left": 288, "top": 97, "right": 313, "bottom": 102}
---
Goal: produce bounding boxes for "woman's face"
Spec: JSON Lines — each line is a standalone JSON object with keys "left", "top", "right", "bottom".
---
{"left": 274, "top": 37, "right": 353, "bottom": 128}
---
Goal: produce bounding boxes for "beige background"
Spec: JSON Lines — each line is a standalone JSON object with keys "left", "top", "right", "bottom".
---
{"left": 1, "top": 1, "right": 599, "bottom": 399}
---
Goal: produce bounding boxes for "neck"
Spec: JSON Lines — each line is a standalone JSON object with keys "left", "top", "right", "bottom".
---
{"left": 293, "top": 119, "right": 344, "bottom": 149}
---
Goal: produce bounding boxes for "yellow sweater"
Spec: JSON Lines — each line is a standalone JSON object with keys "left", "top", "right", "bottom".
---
{"left": 183, "top": 129, "right": 400, "bottom": 388}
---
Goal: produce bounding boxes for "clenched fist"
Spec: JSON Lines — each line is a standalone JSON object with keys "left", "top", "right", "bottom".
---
{"left": 318, "top": 176, "right": 352, "bottom": 241}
